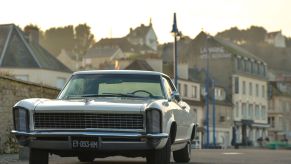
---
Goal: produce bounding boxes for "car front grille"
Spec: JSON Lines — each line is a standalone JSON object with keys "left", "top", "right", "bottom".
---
{"left": 34, "top": 113, "right": 144, "bottom": 130}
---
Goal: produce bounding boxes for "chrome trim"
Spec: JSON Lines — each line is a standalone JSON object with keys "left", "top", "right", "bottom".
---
{"left": 11, "top": 130, "right": 169, "bottom": 139}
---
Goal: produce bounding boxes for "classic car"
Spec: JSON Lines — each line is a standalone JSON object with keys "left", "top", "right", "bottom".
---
{"left": 12, "top": 70, "right": 197, "bottom": 164}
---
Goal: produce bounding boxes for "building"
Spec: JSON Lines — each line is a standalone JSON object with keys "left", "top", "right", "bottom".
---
{"left": 187, "top": 32, "right": 269, "bottom": 146}
{"left": 268, "top": 81, "right": 291, "bottom": 142}
{"left": 95, "top": 20, "right": 158, "bottom": 57}
{"left": 83, "top": 47, "right": 126, "bottom": 69}
{"left": 57, "top": 49, "right": 81, "bottom": 72}
{"left": 265, "top": 31, "right": 286, "bottom": 48}
{"left": 177, "top": 78, "right": 202, "bottom": 148}
{"left": 0, "top": 24, "right": 72, "bottom": 89}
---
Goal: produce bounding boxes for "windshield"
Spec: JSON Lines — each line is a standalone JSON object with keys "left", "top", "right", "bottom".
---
{"left": 58, "top": 73, "right": 165, "bottom": 99}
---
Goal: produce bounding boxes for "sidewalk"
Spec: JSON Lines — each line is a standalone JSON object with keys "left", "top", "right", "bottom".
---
{"left": 0, "top": 154, "right": 20, "bottom": 164}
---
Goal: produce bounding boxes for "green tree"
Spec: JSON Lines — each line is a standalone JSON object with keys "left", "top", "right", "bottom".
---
{"left": 23, "top": 24, "right": 45, "bottom": 43}
{"left": 42, "top": 26, "right": 75, "bottom": 56}
{"left": 74, "top": 23, "right": 95, "bottom": 56}
{"left": 216, "top": 26, "right": 267, "bottom": 44}
{"left": 245, "top": 26, "right": 267, "bottom": 43}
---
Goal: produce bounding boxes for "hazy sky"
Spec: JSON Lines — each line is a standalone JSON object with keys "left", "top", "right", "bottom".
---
{"left": 0, "top": 0, "right": 290, "bottom": 43}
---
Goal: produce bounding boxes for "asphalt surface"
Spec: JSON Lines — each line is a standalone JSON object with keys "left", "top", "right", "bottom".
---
{"left": 0, "top": 148, "right": 290, "bottom": 164}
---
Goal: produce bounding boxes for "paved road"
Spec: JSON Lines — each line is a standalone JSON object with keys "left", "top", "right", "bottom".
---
{"left": 1, "top": 149, "right": 291, "bottom": 164}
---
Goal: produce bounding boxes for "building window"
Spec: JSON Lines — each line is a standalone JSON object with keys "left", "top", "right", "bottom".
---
{"left": 268, "top": 117, "right": 275, "bottom": 128}
{"left": 236, "top": 58, "right": 240, "bottom": 70}
{"left": 56, "top": 77, "right": 66, "bottom": 89}
{"left": 240, "top": 59, "right": 245, "bottom": 71}
{"left": 178, "top": 83, "right": 181, "bottom": 94}
{"left": 255, "top": 105, "right": 260, "bottom": 119}
{"left": 256, "top": 84, "right": 259, "bottom": 97}
{"left": 242, "top": 81, "right": 246, "bottom": 95}
{"left": 234, "top": 77, "right": 239, "bottom": 94}
{"left": 249, "top": 82, "right": 253, "bottom": 96}
{"left": 261, "top": 106, "right": 266, "bottom": 120}
{"left": 242, "top": 103, "right": 247, "bottom": 119}
{"left": 235, "top": 102, "right": 239, "bottom": 118}
{"left": 191, "top": 85, "right": 197, "bottom": 98}
{"left": 253, "top": 62, "right": 258, "bottom": 74}
{"left": 259, "top": 64, "right": 265, "bottom": 76}
{"left": 246, "top": 60, "right": 251, "bottom": 72}
{"left": 184, "top": 84, "right": 188, "bottom": 97}
{"left": 262, "top": 85, "right": 265, "bottom": 98}
{"left": 249, "top": 104, "right": 253, "bottom": 119}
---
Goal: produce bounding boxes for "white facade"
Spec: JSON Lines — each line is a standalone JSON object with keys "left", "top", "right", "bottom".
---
{"left": 145, "top": 28, "right": 158, "bottom": 51}
{"left": 0, "top": 68, "right": 71, "bottom": 89}
{"left": 232, "top": 74, "right": 268, "bottom": 146}
{"left": 265, "top": 31, "right": 286, "bottom": 48}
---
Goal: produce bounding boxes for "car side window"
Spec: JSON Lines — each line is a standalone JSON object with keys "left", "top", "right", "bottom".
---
{"left": 162, "top": 77, "right": 175, "bottom": 98}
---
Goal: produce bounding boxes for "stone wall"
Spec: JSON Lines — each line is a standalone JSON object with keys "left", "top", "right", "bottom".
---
{"left": 0, "top": 75, "right": 59, "bottom": 153}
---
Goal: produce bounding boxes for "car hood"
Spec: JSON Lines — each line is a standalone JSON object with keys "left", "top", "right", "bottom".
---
{"left": 33, "top": 98, "right": 155, "bottom": 114}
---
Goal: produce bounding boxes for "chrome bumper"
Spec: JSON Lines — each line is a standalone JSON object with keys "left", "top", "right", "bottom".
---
{"left": 11, "top": 130, "right": 169, "bottom": 151}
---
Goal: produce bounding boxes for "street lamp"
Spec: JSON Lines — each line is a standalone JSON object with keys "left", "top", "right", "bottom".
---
{"left": 171, "top": 13, "right": 182, "bottom": 88}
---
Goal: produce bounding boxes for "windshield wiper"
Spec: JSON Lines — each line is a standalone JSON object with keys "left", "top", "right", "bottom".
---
{"left": 67, "top": 93, "right": 145, "bottom": 99}
{"left": 100, "top": 93, "right": 144, "bottom": 98}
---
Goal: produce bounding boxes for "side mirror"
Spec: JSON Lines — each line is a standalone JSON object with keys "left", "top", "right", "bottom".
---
{"left": 171, "top": 91, "right": 181, "bottom": 102}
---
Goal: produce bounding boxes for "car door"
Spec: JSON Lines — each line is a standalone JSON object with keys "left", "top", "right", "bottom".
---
{"left": 161, "top": 76, "right": 186, "bottom": 141}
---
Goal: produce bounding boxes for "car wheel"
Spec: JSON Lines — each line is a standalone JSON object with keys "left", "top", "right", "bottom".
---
{"left": 78, "top": 155, "right": 95, "bottom": 162}
{"left": 146, "top": 137, "right": 171, "bottom": 164}
{"left": 29, "top": 148, "right": 48, "bottom": 164}
{"left": 173, "top": 141, "right": 191, "bottom": 162}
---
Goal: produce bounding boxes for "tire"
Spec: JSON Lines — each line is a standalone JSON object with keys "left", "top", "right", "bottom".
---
{"left": 29, "top": 148, "right": 48, "bottom": 164}
{"left": 146, "top": 137, "right": 171, "bottom": 164}
{"left": 173, "top": 141, "right": 191, "bottom": 162}
{"left": 78, "top": 155, "right": 95, "bottom": 162}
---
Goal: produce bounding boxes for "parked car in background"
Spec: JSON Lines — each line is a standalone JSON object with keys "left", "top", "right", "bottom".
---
{"left": 12, "top": 70, "right": 197, "bottom": 164}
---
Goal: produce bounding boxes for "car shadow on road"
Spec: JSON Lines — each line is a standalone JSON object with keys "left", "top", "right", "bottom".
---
{"left": 75, "top": 161, "right": 208, "bottom": 164}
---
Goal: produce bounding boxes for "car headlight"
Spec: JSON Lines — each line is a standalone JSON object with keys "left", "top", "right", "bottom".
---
{"left": 13, "top": 107, "right": 29, "bottom": 132}
{"left": 146, "top": 109, "right": 161, "bottom": 134}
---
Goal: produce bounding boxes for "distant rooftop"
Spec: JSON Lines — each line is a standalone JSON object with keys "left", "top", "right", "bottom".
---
{"left": 0, "top": 24, "right": 71, "bottom": 73}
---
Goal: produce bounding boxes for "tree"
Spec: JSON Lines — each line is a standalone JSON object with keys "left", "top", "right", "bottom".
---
{"left": 74, "top": 23, "right": 95, "bottom": 56}
{"left": 245, "top": 26, "right": 267, "bottom": 43}
{"left": 216, "top": 26, "right": 267, "bottom": 45}
{"left": 41, "top": 26, "right": 75, "bottom": 56}
{"left": 23, "top": 24, "right": 45, "bottom": 44}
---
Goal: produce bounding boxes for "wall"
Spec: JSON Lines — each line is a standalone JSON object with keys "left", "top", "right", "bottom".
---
{"left": 0, "top": 68, "right": 71, "bottom": 89}
{"left": 0, "top": 75, "right": 59, "bottom": 153}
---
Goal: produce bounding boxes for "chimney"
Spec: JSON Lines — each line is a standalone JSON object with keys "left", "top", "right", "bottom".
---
{"left": 25, "top": 27, "right": 39, "bottom": 43}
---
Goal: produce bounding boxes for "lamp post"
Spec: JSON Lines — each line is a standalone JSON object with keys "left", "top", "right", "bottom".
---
{"left": 205, "top": 36, "right": 210, "bottom": 148}
{"left": 171, "top": 13, "right": 181, "bottom": 88}
{"left": 212, "top": 79, "right": 216, "bottom": 146}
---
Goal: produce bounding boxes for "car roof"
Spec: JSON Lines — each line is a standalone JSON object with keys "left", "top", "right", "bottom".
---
{"left": 73, "top": 70, "right": 168, "bottom": 77}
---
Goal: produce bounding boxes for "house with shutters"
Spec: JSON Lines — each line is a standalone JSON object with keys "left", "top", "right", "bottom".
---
{"left": 0, "top": 24, "right": 72, "bottom": 89}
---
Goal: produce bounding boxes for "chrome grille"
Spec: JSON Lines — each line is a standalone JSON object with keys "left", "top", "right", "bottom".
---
{"left": 34, "top": 113, "right": 144, "bottom": 129}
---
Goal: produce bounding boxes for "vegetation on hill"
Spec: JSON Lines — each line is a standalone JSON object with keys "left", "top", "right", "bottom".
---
{"left": 23, "top": 24, "right": 96, "bottom": 57}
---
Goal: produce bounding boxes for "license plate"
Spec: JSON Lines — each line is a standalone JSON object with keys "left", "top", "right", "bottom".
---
{"left": 72, "top": 140, "right": 98, "bottom": 149}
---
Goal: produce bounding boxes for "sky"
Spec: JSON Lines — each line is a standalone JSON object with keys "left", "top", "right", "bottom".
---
{"left": 0, "top": 0, "right": 290, "bottom": 43}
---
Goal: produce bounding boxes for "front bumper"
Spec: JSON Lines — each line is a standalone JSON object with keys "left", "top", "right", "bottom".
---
{"left": 11, "top": 130, "right": 169, "bottom": 151}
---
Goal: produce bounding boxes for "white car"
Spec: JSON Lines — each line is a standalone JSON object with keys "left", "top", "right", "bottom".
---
{"left": 12, "top": 70, "right": 197, "bottom": 164}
